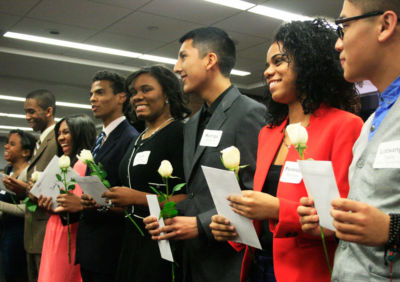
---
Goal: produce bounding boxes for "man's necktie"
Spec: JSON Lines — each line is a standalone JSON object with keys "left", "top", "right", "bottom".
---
{"left": 92, "top": 131, "right": 105, "bottom": 158}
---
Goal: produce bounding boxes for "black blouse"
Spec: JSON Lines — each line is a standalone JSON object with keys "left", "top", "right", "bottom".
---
{"left": 259, "top": 164, "right": 282, "bottom": 256}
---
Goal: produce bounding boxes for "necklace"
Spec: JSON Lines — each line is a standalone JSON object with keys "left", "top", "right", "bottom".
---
{"left": 125, "top": 117, "right": 174, "bottom": 218}
{"left": 142, "top": 117, "right": 174, "bottom": 139}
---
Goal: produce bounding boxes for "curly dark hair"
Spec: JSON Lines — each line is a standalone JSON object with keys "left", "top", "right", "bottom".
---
{"left": 125, "top": 65, "right": 191, "bottom": 122}
{"left": 265, "top": 18, "right": 360, "bottom": 127}
{"left": 8, "top": 129, "right": 36, "bottom": 161}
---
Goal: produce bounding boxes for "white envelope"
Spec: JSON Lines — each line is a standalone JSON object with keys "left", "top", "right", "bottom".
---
{"left": 297, "top": 160, "right": 340, "bottom": 231}
{"left": 30, "top": 155, "right": 79, "bottom": 209}
{"left": 75, "top": 175, "right": 109, "bottom": 206}
{"left": 146, "top": 194, "right": 174, "bottom": 262}
{"left": 201, "top": 165, "right": 262, "bottom": 249}
{"left": 0, "top": 173, "right": 16, "bottom": 195}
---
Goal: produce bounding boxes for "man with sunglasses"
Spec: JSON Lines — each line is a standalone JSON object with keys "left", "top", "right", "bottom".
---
{"left": 298, "top": 0, "right": 400, "bottom": 280}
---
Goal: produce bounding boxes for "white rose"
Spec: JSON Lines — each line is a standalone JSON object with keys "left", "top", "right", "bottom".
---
{"left": 31, "top": 171, "right": 42, "bottom": 183}
{"left": 286, "top": 123, "right": 308, "bottom": 146}
{"left": 58, "top": 155, "right": 71, "bottom": 169}
{"left": 221, "top": 146, "right": 240, "bottom": 170}
{"left": 158, "top": 160, "right": 173, "bottom": 178}
{"left": 77, "top": 149, "right": 94, "bottom": 163}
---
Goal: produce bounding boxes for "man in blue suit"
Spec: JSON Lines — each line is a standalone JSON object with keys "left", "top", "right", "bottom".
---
{"left": 76, "top": 71, "right": 138, "bottom": 282}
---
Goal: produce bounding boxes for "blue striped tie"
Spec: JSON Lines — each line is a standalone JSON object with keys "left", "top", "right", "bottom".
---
{"left": 92, "top": 131, "right": 105, "bottom": 158}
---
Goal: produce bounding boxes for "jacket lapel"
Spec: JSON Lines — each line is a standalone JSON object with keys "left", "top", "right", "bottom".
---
{"left": 29, "top": 130, "right": 55, "bottom": 171}
{"left": 95, "top": 120, "right": 128, "bottom": 162}
{"left": 187, "top": 87, "right": 240, "bottom": 180}
{"left": 183, "top": 112, "right": 200, "bottom": 179}
{"left": 253, "top": 120, "right": 287, "bottom": 191}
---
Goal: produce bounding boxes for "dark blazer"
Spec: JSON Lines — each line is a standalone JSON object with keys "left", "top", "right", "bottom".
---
{"left": 75, "top": 119, "right": 138, "bottom": 274}
{"left": 176, "top": 87, "right": 266, "bottom": 282}
{"left": 25, "top": 128, "right": 58, "bottom": 254}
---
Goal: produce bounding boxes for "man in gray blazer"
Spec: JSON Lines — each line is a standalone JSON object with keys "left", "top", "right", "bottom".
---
{"left": 3, "top": 89, "right": 57, "bottom": 282}
{"left": 145, "top": 27, "right": 266, "bottom": 282}
{"left": 298, "top": 0, "right": 400, "bottom": 280}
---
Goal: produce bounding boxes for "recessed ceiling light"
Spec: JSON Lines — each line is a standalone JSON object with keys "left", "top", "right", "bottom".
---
{"left": 3, "top": 32, "right": 251, "bottom": 76}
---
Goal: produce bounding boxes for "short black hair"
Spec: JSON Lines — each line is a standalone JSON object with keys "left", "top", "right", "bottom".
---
{"left": 126, "top": 65, "right": 191, "bottom": 122}
{"left": 266, "top": 18, "right": 360, "bottom": 127}
{"left": 8, "top": 129, "right": 36, "bottom": 161}
{"left": 92, "top": 70, "right": 131, "bottom": 115}
{"left": 179, "top": 27, "right": 236, "bottom": 77}
{"left": 26, "top": 89, "right": 56, "bottom": 115}
{"left": 55, "top": 114, "right": 97, "bottom": 165}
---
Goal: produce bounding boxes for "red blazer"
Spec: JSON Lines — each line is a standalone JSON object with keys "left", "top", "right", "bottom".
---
{"left": 240, "top": 106, "right": 363, "bottom": 282}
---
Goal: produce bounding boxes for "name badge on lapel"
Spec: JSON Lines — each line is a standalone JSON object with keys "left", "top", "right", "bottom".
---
{"left": 280, "top": 161, "right": 302, "bottom": 184}
{"left": 373, "top": 140, "right": 400, "bottom": 168}
{"left": 199, "top": 129, "right": 223, "bottom": 147}
{"left": 133, "top": 151, "right": 151, "bottom": 166}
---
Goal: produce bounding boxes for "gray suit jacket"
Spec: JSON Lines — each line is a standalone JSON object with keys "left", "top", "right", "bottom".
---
{"left": 24, "top": 129, "right": 58, "bottom": 254}
{"left": 177, "top": 87, "right": 266, "bottom": 282}
{"left": 332, "top": 96, "right": 400, "bottom": 281}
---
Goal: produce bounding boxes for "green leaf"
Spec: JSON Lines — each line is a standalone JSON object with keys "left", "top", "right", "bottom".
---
{"left": 56, "top": 174, "right": 62, "bottom": 182}
{"left": 24, "top": 197, "right": 37, "bottom": 213}
{"left": 102, "top": 179, "right": 111, "bottom": 188}
{"left": 164, "top": 201, "right": 175, "bottom": 209}
{"left": 70, "top": 178, "right": 76, "bottom": 182}
{"left": 149, "top": 186, "right": 161, "bottom": 196}
{"left": 68, "top": 184, "right": 76, "bottom": 190}
{"left": 157, "top": 194, "right": 166, "bottom": 202}
{"left": 172, "top": 183, "right": 186, "bottom": 193}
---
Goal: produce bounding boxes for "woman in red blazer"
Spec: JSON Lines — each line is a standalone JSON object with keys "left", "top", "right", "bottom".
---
{"left": 210, "top": 19, "right": 363, "bottom": 282}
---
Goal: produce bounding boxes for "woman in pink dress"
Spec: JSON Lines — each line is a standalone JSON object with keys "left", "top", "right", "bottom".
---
{"left": 37, "top": 114, "right": 96, "bottom": 282}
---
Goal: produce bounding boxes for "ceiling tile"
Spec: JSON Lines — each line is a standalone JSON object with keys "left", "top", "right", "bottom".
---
{"left": 89, "top": 0, "right": 152, "bottom": 11}
{"left": 0, "top": 0, "right": 40, "bottom": 16}
{"left": 140, "top": 0, "right": 241, "bottom": 25}
{"left": 8, "top": 17, "right": 97, "bottom": 42}
{"left": 85, "top": 32, "right": 165, "bottom": 53}
{"left": 215, "top": 13, "right": 281, "bottom": 39}
{"left": 0, "top": 13, "right": 22, "bottom": 31}
{"left": 105, "top": 11, "right": 201, "bottom": 43}
{"left": 27, "top": 0, "right": 132, "bottom": 30}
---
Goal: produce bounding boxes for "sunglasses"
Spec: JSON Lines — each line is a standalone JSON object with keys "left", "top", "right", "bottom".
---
{"left": 335, "top": 11, "right": 384, "bottom": 39}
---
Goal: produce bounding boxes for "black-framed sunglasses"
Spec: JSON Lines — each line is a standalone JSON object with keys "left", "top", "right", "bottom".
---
{"left": 335, "top": 11, "right": 384, "bottom": 39}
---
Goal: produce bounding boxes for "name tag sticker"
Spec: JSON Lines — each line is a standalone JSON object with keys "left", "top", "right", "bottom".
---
{"left": 199, "top": 130, "right": 223, "bottom": 147}
{"left": 373, "top": 140, "right": 400, "bottom": 168}
{"left": 280, "top": 161, "right": 302, "bottom": 184}
{"left": 133, "top": 151, "right": 151, "bottom": 166}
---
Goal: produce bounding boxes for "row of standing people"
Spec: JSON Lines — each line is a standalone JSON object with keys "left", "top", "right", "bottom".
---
{"left": 1, "top": 0, "right": 400, "bottom": 280}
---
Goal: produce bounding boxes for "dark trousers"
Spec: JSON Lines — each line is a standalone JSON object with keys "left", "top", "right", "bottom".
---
{"left": 248, "top": 252, "right": 276, "bottom": 282}
{"left": 80, "top": 267, "right": 114, "bottom": 282}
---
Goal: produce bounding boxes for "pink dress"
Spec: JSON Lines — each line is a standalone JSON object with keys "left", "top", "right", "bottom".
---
{"left": 38, "top": 161, "right": 86, "bottom": 282}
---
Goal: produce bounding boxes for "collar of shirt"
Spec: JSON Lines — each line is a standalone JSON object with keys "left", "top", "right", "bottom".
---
{"left": 369, "top": 76, "right": 400, "bottom": 141}
{"left": 39, "top": 124, "right": 56, "bottom": 144}
{"left": 101, "top": 116, "right": 126, "bottom": 143}
{"left": 201, "top": 85, "right": 233, "bottom": 118}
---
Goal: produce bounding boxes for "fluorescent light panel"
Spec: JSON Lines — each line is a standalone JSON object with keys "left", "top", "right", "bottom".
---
{"left": 3, "top": 32, "right": 250, "bottom": 76}
{"left": 203, "top": 0, "right": 312, "bottom": 22}
{"left": 0, "top": 112, "right": 61, "bottom": 122}
{"left": 204, "top": 0, "right": 255, "bottom": 10}
{"left": 248, "top": 6, "right": 312, "bottom": 21}
{"left": 0, "top": 94, "right": 91, "bottom": 109}
{"left": 0, "top": 125, "right": 32, "bottom": 131}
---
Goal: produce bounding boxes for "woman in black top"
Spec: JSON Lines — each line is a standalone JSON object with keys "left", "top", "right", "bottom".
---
{"left": 103, "top": 65, "right": 191, "bottom": 282}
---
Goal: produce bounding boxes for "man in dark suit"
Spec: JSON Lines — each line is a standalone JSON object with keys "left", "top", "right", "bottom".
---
{"left": 145, "top": 27, "right": 266, "bottom": 282}
{"left": 4, "top": 89, "right": 58, "bottom": 282}
{"left": 77, "top": 71, "right": 138, "bottom": 282}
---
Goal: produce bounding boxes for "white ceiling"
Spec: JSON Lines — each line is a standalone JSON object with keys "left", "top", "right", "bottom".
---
{"left": 0, "top": 0, "right": 345, "bottom": 135}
